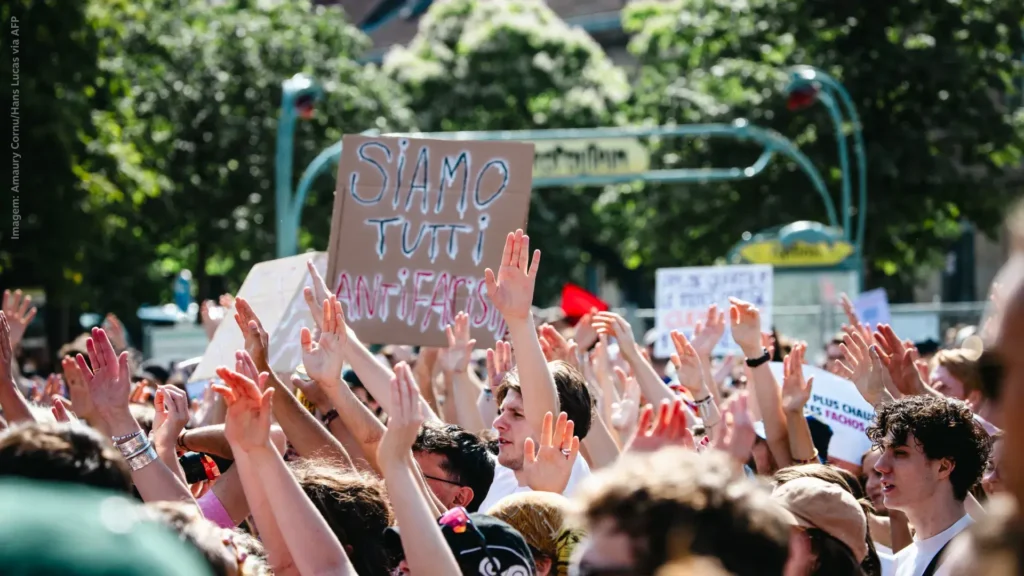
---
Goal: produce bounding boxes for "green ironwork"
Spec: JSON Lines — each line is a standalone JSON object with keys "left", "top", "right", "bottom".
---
{"left": 275, "top": 74, "right": 323, "bottom": 258}
{"left": 276, "top": 120, "right": 839, "bottom": 258}
{"left": 785, "top": 65, "right": 867, "bottom": 288}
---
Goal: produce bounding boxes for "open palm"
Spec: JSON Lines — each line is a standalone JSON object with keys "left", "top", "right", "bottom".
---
{"left": 301, "top": 296, "right": 347, "bottom": 386}
{"left": 485, "top": 230, "right": 540, "bottom": 321}
{"left": 519, "top": 411, "right": 579, "bottom": 494}
{"left": 781, "top": 343, "right": 813, "bottom": 413}
{"left": 669, "top": 330, "right": 705, "bottom": 395}
{"left": 214, "top": 367, "right": 275, "bottom": 452}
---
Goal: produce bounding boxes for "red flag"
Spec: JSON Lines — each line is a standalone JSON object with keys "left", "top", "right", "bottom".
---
{"left": 561, "top": 283, "right": 608, "bottom": 322}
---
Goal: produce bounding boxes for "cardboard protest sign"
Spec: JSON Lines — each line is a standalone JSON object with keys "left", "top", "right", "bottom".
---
{"left": 190, "top": 253, "right": 327, "bottom": 382}
{"left": 768, "top": 362, "right": 875, "bottom": 465}
{"left": 654, "top": 265, "right": 773, "bottom": 358}
{"left": 327, "top": 134, "right": 534, "bottom": 347}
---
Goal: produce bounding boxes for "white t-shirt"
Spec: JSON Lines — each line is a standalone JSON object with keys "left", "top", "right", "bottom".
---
{"left": 478, "top": 455, "right": 592, "bottom": 512}
{"left": 893, "top": 514, "right": 974, "bottom": 576}
{"left": 876, "top": 543, "right": 896, "bottom": 576}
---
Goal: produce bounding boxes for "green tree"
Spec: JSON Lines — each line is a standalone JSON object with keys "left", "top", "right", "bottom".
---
{"left": 85, "top": 0, "right": 412, "bottom": 308}
{"left": 3, "top": 0, "right": 412, "bottom": 354}
{"left": 616, "top": 0, "right": 1024, "bottom": 301}
{"left": 384, "top": 0, "right": 631, "bottom": 302}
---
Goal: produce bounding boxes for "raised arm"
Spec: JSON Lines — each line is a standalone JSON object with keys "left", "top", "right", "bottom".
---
{"left": 484, "top": 230, "right": 558, "bottom": 432}
{"left": 214, "top": 367, "right": 355, "bottom": 576}
{"left": 0, "top": 312, "right": 34, "bottom": 424}
{"left": 592, "top": 312, "right": 675, "bottom": 406}
{"left": 77, "top": 328, "right": 195, "bottom": 505}
{"left": 235, "top": 297, "right": 352, "bottom": 466}
{"left": 780, "top": 343, "right": 818, "bottom": 463}
{"left": 439, "top": 312, "right": 487, "bottom": 433}
{"left": 377, "top": 363, "right": 461, "bottom": 576}
{"left": 729, "top": 298, "right": 792, "bottom": 469}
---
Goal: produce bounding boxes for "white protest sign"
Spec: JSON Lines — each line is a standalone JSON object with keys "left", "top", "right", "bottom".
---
{"left": 190, "top": 253, "right": 326, "bottom": 382}
{"left": 654, "top": 265, "right": 773, "bottom": 358}
{"left": 768, "top": 362, "right": 874, "bottom": 465}
{"left": 854, "top": 288, "right": 891, "bottom": 328}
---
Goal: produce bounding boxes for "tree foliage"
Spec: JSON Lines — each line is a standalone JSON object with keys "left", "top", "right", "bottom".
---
{"left": 383, "top": 0, "right": 631, "bottom": 301}
{"left": 6, "top": 0, "right": 411, "bottom": 347}
{"left": 616, "top": 0, "right": 1024, "bottom": 301}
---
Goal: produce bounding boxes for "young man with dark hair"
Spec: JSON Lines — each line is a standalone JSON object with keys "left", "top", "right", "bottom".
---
{"left": 575, "top": 448, "right": 792, "bottom": 576}
{"left": 478, "top": 231, "right": 595, "bottom": 511}
{"left": 867, "top": 394, "right": 991, "bottom": 576}
{"left": 481, "top": 360, "right": 593, "bottom": 510}
{"left": 412, "top": 422, "right": 495, "bottom": 512}
{"left": 0, "top": 421, "right": 132, "bottom": 493}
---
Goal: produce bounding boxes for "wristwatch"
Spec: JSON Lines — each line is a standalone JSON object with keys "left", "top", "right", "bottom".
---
{"left": 745, "top": 348, "right": 771, "bottom": 368}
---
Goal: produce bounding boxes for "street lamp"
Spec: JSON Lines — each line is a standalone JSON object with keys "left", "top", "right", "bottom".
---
{"left": 275, "top": 74, "right": 323, "bottom": 258}
{"left": 784, "top": 65, "right": 867, "bottom": 288}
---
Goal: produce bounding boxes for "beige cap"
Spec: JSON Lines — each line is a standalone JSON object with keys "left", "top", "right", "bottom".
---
{"left": 771, "top": 477, "right": 868, "bottom": 562}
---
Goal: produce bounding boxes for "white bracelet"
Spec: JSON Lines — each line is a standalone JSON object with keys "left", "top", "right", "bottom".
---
{"left": 127, "top": 444, "right": 158, "bottom": 472}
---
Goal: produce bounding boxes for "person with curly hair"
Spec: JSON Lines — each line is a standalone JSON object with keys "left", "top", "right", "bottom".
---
{"left": 866, "top": 395, "right": 991, "bottom": 576}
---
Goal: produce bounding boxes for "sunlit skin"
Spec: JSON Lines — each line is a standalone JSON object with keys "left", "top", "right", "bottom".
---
{"left": 861, "top": 449, "right": 886, "bottom": 513}
{"left": 995, "top": 284, "right": 1024, "bottom": 505}
{"left": 492, "top": 389, "right": 538, "bottom": 471}
{"left": 874, "top": 431, "right": 963, "bottom": 540}
{"left": 412, "top": 451, "right": 473, "bottom": 510}
{"left": 575, "top": 518, "right": 636, "bottom": 574}
{"left": 929, "top": 365, "right": 967, "bottom": 400}
{"left": 981, "top": 437, "right": 1004, "bottom": 497}
{"left": 874, "top": 432, "right": 947, "bottom": 512}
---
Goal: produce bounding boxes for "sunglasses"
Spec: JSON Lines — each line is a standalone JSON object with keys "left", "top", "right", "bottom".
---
{"left": 422, "top": 473, "right": 463, "bottom": 487}
{"left": 438, "top": 506, "right": 500, "bottom": 571}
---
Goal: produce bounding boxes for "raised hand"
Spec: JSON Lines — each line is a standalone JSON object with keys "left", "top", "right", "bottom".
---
{"left": 51, "top": 396, "right": 78, "bottom": 423}
{"left": 292, "top": 375, "right": 331, "bottom": 413}
{"left": 691, "top": 304, "right": 726, "bottom": 358}
{"left": 103, "top": 314, "right": 129, "bottom": 353}
{"left": 626, "top": 399, "right": 694, "bottom": 453}
{"left": 573, "top": 309, "right": 600, "bottom": 352}
{"left": 213, "top": 366, "right": 275, "bottom": 452}
{"left": 2, "top": 290, "right": 37, "bottom": 350}
{"left": 485, "top": 340, "right": 513, "bottom": 393}
{"left": 234, "top": 297, "right": 270, "bottom": 371}
{"left": 839, "top": 293, "right": 872, "bottom": 342}
{"left": 75, "top": 327, "right": 132, "bottom": 421}
{"left": 302, "top": 260, "right": 332, "bottom": 331}
{"left": 62, "top": 355, "right": 98, "bottom": 423}
{"left": 728, "top": 298, "right": 763, "bottom": 357}
{"left": 591, "top": 312, "right": 638, "bottom": 356}
{"left": 377, "top": 362, "right": 426, "bottom": 467}
{"left": 833, "top": 327, "right": 885, "bottom": 406}
{"left": 610, "top": 367, "right": 641, "bottom": 439}
{"left": 200, "top": 300, "right": 225, "bottom": 340}
{"left": 300, "top": 296, "right": 347, "bottom": 386}
{"left": 873, "top": 324, "right": 929, "bottom": 397}
{"left": 781, "top": 342, "right": 813, "bottom": 413}
{"left": 439, "top": 311, "right": 476, "bottom": 374}
{"left": 714, "top": 391, "right": 757, "bottom": 465}
{"left": 0, "top": 312, "right": 16, "bottom": 387}
{"left": 538, "top": 324, "right": 578, "bottom": 369}
{"left": 152, "top": 385, "right": 190, "bottom": 452}
{"left": 669, "top": 330, "right": 707, "bottom": 397}
{"left": 484, "top": 229, "right": 540, "bottom": 322}
{"left": 519, "top": 411, "right": 580, "bottom": 494}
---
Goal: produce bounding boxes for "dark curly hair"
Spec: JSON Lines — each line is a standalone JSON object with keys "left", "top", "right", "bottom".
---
{"left": 412, "top": 422, "right": 495, "bottom": 512}
{"left": 866, "top": 395, "right": 990, "bottom": 501}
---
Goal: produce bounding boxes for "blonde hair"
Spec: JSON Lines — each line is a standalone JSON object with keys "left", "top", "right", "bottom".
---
{"left": 488, "top": 491, "right": 582, "bottom": 576}
{"left": 932, "top": 349, "right": 983, "bottom": 396}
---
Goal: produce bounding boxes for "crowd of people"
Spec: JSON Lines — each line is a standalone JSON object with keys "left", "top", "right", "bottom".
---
{"left": 1, "top": 226, "right": 1022, "bottom": 576}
